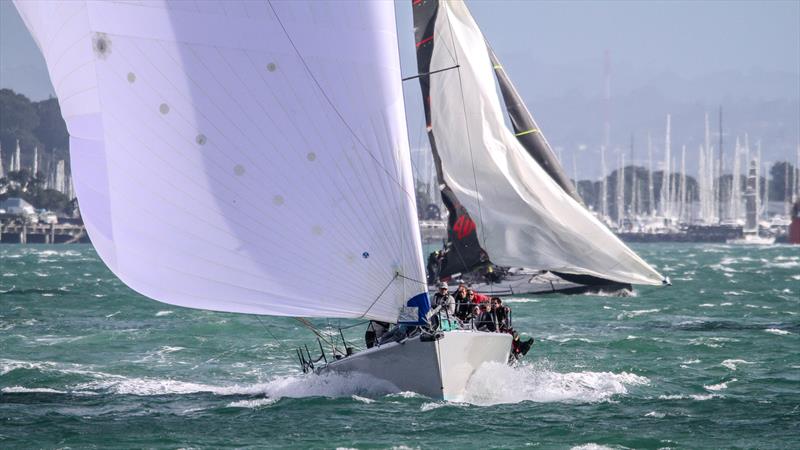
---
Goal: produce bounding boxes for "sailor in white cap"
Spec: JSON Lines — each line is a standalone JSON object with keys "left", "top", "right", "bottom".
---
{"left": 432, "top": 282, "right": 456, "bottom": 318}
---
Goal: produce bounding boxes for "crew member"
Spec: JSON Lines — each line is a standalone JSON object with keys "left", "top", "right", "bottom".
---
{"left": 364, "top": 320, "right": 390, "bottom": 348}
{"left": 432, "top": 282, "right": 456, "bottom": 317}
{"left": 475, "top": 303, "right": 497, "bottom": 332}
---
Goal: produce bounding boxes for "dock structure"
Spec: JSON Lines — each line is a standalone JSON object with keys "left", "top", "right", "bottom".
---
{"left": 0, "top": 220, "right": 88, "bottom": 244}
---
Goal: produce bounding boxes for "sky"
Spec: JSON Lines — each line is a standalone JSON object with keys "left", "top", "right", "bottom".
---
{"left": 2, "top": 0, "right": 798, "bottom": 174}
{"left": 5, "top": 0, "right": 798, "bottom": 100}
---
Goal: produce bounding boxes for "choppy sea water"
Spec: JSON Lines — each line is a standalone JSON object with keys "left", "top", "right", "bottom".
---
{"left": 0, "top": 244, "right": 798, "bottom": 449}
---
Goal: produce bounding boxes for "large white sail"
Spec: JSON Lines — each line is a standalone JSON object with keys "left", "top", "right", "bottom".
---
{"left": 14, "top": 1, "right": 426, "bottom": 322}
{"left": 421, "top": 1, "right": 664, "bottom": 285}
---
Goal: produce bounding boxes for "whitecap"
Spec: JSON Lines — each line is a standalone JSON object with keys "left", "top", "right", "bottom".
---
{"left": 1, "top": 386, "right": 96, "bottom": 395}
{"left": 616, "top": 309, "right": 660, "bottom": 320}
{"left": 351, "top": 395, "right": 375, "bottom": 404}
{"left": 721, "top": 359, "right": 755, "bottom": 370}
{"left": 710, "top": 264, "right": 737, "bottom": 273}
{"left": 34, "top": 335, "right": 85, "bottom": 345}
{"left": 644, "top": 411, "right": 665, "bottom": 418}
{"left": 688, "top": 338, "right": 720, "bottom": 348}
{"left": 503, "top": 298, "right": 540, "bottom": 303}
{"left": 570, "top": 444, "right": 619, "bottom": 450}
{"left": 388, "top": 391, "right": 424, "bottom": 399}
{"left": 78, "top": 371, "right": 398, "bottom": 399}
{"left": 454, "top": 361, "right": 648, "bottom": 406}
{"left": 2, "top": 386, "right": 66, "bottom": 394}
{"left": 658, "top": 393, "right": 717, "bottom": 401}
{"left": 420, "top": 401, "right": 447, "bottom": 412}
{"left": 227, "top": 398, "right": 278, "bottom": 408}
{"left": 765, "top": 261, "right": 799, "bottom": 269}
{"left": 545, "top": 335, "right": 596, "bottom": 343}
{"left": 704, "top": 379, "right": 736, "bottom": 391}
{"left": 698, "top": 303, "right": 715, "bottom": 308}
{"left": 156, "top": 310, "right": 174, "bottom": 317}
{"left": 765, "top": 328, "right": 790, "bottom": 335}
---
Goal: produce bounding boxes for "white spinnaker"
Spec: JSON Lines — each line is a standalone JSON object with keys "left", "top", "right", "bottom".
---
{"left": 14, "top": 1, "right": 425, "bottom": 322}
{"left": 428, "top": 1, "right": 664, "bottom": 286}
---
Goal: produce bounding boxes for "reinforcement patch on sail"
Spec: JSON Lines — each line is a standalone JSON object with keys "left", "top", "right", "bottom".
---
{"left": 14, "top": 1, "right": 427, "bottom": 321}
{"left": 424, "top": 1, "right": 664, "bottom": 286}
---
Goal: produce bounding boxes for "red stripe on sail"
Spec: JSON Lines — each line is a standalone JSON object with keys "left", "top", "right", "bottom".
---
{"left": 416, "top": 36, "right": 433, "bottom": 48}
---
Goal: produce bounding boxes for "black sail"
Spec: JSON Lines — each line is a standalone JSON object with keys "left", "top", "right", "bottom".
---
{"left": 413, "top": 0, "right": 487, "bottom": 279}
{"left": 486, "top": 46, "right": 582, "bottom": 203}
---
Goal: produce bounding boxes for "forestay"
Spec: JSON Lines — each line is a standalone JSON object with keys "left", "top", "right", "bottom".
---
{"left": 14, "top": 0, "right": 426, "bottom": 322}
{"left": 423, "top": 1, "right": 665, "bottom": 285}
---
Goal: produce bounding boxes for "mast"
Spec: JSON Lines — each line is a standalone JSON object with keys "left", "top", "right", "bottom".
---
{"left": 745, "top": 160, "right": 757, "bottom": 231}
{"left": 680, "top": 145, "right": 686, "bottom": 222}
{"left": 756, "top": 142, "right": 762, "bottom": 221}
{"left": 731, "top": 137, "right": 741, "bottom": 222}
{"left": 718, "top": 105, "right": 724, "bottom": 221}
{"left": 630, "top": 133, "right": 637, "bottom": 216}
{"left": 703, "top": 113, "right": 712, "bottom": 223}
{"left": 617, "top": 153, "right": 624, "bottom": 227}
{"left": 603, "top": 50, "right": 611, "bottom": 150}
{"left": 647, "top": 134, "right": 654, "bottom": 216}
{"left": 672, "top": 155, "right": 678, "bottom": 222}
{"left": 32, "top": 146, "right": 38, "bottom": 176}
{"left": 601, "top": 146, "right": 608, "bottom": 219}
{"left": 762, "top": 145, "right": 769, "bottom": 220}
{"left": 572, "top": 153, "right": 578, "bottom": 197}
{"left": 786, "top": 158, "right": 791, "bottom": 216}
{"left": 12, "top": 140, "right": 21, "bottom": 172}
{"left": 661, "top": 115, "right": 671, "bottom": 217}
{"left": 796, "top": 144, "right": 800, "bottom": 206}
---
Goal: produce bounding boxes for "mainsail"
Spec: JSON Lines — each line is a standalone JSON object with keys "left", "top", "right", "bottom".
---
{"left": 412, "top": 0, "right": 665, "bottom": 286}
{"left": 14, "top": 1, "right": 426, "bottom": 322}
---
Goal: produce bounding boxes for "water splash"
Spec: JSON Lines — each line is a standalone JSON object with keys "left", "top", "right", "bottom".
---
{"left": 454, "top": 361, "right": 649, "bottom": 406}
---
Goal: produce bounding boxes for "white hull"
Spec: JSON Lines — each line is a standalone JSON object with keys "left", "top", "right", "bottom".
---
{"left": 318, "top": 331, "right": 511, "bottom": 400}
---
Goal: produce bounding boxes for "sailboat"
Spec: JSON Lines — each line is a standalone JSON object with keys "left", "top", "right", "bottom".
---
{"left": 727, "top": 160, "right": 775, "bottom": 245}
{"left": 14, "top": 0, "right": 666, "bottom": 400}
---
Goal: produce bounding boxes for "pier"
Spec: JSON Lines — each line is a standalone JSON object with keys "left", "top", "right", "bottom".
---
{"left": 0, "top": 220, "right": 88, "bottom": 244}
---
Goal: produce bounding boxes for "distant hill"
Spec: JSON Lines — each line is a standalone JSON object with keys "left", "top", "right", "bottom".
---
{"left": 0, "top": 88, "right": 69, "bottom": 174}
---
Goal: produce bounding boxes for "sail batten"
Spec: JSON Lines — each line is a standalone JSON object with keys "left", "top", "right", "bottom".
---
{"left": 15, "top": 0, "right": 427, "bottom": 322}
{"left": 415, "top": 0, "right": 665, "bottom": 286}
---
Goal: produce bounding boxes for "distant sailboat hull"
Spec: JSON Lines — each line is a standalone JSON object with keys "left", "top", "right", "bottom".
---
{"left": 432, "top": 269, "right": 631, "bottom": 297}
{"left": 318, "top": 331, "right": 511, "bottom": 400}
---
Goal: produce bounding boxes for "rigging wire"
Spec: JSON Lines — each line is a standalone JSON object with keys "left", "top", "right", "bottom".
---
{"left": 441, "top": 5, "right": 489, "bottom": 254}
{"left": 254, "top": 315, "right": 288, "bottom": 350}
{"left": 266, "top": 0, "right": 417, "bottom": 203}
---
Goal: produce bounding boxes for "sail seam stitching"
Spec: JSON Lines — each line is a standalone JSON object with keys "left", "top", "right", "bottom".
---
{"left": 266, "top": 0, "right": 416, "bottom": 204}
